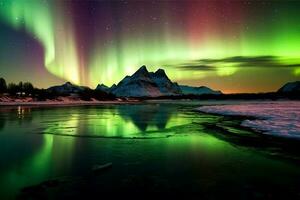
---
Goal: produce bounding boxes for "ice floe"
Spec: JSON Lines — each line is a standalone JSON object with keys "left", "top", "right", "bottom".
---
{"left": 197, "top": 101, "right": 300, "bottom": 139}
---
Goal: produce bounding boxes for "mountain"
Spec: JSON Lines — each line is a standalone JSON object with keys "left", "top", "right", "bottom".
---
{"left": 95, "top": 84, "right": 110, "bottom": 93}
{"left": 47, "top": 82, "right": 87, "bottom": 94}
{"left": 180, "top": 85, "right": 222, "bottom": 95}
{"left": 110, "top": 84, "right": 117, "bottom": 91}
{"left": 110, "top": 66, "right": 182, "bottom": 97}
{"left": 277, "top": 81, "right": 300, "bottom": 93}
{"left": 50, "top": 67, "right": 222, "bottom": 98}
{"left": 150, "top": 69, "right": 182, "bottom": 95}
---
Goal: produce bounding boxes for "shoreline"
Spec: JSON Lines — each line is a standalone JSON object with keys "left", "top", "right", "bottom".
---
{"left": 0, "top": 100, "right": 142, "bottom": 107}
{"left": 1, "top": 99, "right": 298, "bottom": 107}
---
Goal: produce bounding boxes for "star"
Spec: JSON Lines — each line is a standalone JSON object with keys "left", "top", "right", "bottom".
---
{"left": 150, "top": 16, "right": 157, "bottom": 21}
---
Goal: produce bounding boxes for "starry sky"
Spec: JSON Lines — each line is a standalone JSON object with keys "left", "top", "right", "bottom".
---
{"left": 0, "top": 0, "right": 300, "bottom": 93}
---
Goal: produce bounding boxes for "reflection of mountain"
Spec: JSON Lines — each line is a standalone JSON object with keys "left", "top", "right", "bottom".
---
{"left": 117, "top": 104, "right": 175, "bottom": 131}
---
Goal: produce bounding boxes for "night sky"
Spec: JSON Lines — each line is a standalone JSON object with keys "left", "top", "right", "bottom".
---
{"left": 0, "top": 0, "right": 300, "bottom": 93}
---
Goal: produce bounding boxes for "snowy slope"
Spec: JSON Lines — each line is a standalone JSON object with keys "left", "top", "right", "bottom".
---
{"left": 47, "top": 82, "right": 87, "bottom": 94}
{"left": 180, "top": 85, "right": 222, "bottom": 95}
{"left": 278, "top": 81, "right": 300, "bottom": 93}
{"left": 110, "top": 66, "right": 181, "bottom": 97}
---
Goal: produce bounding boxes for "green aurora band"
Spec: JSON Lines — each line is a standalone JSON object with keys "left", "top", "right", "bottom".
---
{"left": 0, "top": 0, "right": 80, "bottom": 84}
{"left": 0, "top": 0, "right": 300, "bottom": 90}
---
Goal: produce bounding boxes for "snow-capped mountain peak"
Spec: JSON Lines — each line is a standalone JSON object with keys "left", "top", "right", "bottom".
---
{"left": 96, "top": 66, "right": 222, "bottom": 97}
{"left": 110, "top": 66, "right": 181, "bottom": 97}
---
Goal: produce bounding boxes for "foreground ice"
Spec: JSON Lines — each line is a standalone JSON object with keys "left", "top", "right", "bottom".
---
{"left": 197, "top": 101, "right": 300, "bottom": 139}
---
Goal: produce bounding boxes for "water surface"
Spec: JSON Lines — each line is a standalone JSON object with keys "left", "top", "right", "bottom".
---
{"left": 0, "top": 102, "right": 299, "bottom": 199}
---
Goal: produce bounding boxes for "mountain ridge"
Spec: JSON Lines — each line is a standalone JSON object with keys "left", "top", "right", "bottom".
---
{"left": 180, "top": 85, "right": 222, "bottom": 95}
{"left": 278, "top": 81, "right": 300, "bottom": 93}
{"left": 48, "top": 66, "right": 300, "bottom": 98}
{"left": 109, "top": 66, "right": 180, "bottom": 97}
{"left": 53, "top": 66, "right": 223, "bottom": 97}
{"left": 47, "top": 82, "right": 87, "bottom": 94}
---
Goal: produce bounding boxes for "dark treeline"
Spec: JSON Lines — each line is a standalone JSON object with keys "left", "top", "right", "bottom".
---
{"left": 0, "top": 77, "right": 115, "bottom": 101}
{"left": 0, "top": 78, "right": 34, "bottom": 96}
{"left": 0, "top": 78, "right": 7, "bottom": 93}
{"left": 0, "top": 77, "right": 60, "bottom": 100}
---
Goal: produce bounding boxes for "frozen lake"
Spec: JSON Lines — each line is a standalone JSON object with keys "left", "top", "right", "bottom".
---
{"left": 0, "top": 101, "right": 300, "bottom": 199}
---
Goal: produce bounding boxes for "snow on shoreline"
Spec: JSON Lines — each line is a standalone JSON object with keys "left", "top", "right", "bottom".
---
{"left": 197, "top": 101, "right": 300, "bottom": 139}
{"left": 0, "top": 101, "right": 125, "bottom": 106}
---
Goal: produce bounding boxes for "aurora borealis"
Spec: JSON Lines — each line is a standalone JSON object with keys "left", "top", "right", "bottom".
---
{"left": 0, "top": 0, "right": 300, "bottom": 93}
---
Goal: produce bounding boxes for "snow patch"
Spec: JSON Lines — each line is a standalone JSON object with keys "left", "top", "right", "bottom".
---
{"left": 197, "top": 101, "right": 300, "bottom": 139}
